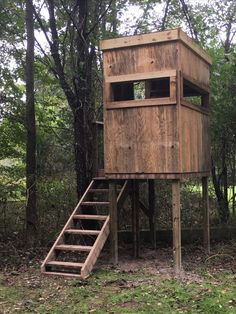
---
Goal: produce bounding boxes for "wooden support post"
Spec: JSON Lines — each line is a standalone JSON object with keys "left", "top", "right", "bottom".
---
{"left": 109, "top": 182, "right": 118, "bottom": 265}
{"left": 202, "top": 177, "right": 210, "bottom": 253}
{"left": 172, "top": 179, "right": 182, "bottom": 274}
{"left": 132, "top": 180, "right": 140, "bottom": 258}
{"left": 148, "top": 180, "right": 156, "bottom": 249}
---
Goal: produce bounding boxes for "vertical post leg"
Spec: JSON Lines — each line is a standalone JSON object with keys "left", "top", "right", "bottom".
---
{"left": 148, "top": 180, "right": 156, "bottom": 249}
{"left": 109, "top": 181, "right": 118, "bottom": 265}
{"left": 172, "top": 179, "right": 182, "bottom": 274}
{"left": 132, "top": 180, "right": 140, "bottom": 258}
{"left": 202, "top": 177, "right": 210, "bottom": 253}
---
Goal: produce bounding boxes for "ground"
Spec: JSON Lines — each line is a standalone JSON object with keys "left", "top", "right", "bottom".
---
{"left": 0, "top": 242, "right": 235, "bottom": 314}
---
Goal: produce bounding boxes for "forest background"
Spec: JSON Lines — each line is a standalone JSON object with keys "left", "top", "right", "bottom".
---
{"left": 0, "top": 0, "right": 235, "bottom": 247}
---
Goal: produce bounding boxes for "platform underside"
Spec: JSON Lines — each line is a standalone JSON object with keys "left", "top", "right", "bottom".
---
{"left": 105, "top": 171, "right": 210, "bottom": 180}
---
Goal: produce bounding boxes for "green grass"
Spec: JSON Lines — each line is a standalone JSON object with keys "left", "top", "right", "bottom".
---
{"left": 0, "top": 267, "right": 235, "bottom": 314}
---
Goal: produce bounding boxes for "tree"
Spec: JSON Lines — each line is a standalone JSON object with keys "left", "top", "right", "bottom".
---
{"left": 32, "top": 0, "right": 114, "bottom": 198}
{"left": 25, "top": 0, "right": 37, "bottom": 244}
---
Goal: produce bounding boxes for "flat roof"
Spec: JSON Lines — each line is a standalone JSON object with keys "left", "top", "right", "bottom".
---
{"left": 100, "top": 28, "right": 212, "bottom": 65}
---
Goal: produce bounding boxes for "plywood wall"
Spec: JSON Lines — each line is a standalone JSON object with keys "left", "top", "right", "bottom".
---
{"left": 103, "top": 42, "right": 178, "bottom": 77}
{"left": 180, "top": 104, "right": 211, "bottom": 173}
{"left": 104, "top": 104, "right": 179, "bottom": 175}
{"left": 179, "top": 44, "right": 210, "bottom": 87}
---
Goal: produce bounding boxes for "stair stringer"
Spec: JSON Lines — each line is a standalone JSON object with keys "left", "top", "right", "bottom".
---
{"left": 81, "top": 215, "right": 110, "bottom": 278}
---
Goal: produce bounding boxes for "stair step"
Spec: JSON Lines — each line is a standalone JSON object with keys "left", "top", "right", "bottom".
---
{"left": 65, "top": 229, "right": 100, "bottom": 235}
{"left": 46, "top": 261, "right": 84, "bottom": 268}
{"left": 89, "top": 189, "right": 109, "bottom": 193}
{"left": 43, "top": 271, "right": 82, "bottom": 278}
{"left": 93, "top": 177, "right": 107, "bottom": 180}
{"left": 81, "top": 201, "right": 109, "bottom": 206}
{"left": 55, "top": 244, "right": 92, "bottom": 252}
{"left": 73, "top": 214, "right": 108, "bottom": 221}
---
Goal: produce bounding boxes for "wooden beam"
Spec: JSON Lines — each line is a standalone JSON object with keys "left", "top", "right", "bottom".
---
{"left": 100, "top": 28, "right": 180, "bottom": 51}
{"left": 202, "top": 177, "right": 210, "bottom": 253}
{"left": 105, "top": 98, "right": 176, "bottom": 110}
{"left": 172, "top": 179, "right": 182, "bottom": 274}
{"left": 148, "top": 180, "right": 156, "bottom": 249}
{"left": 109, "top": 182, "right": 118, "bottom": 265}
{"left": 117, "top": 180, "right": 131, "bottom": 211}
{"left": 139, "top": 200, "right": 150, "bottom": 218}
{"left": 105, "top": 70, "right": 177, "bottom": 83}
{"left": 181, "top": 100, "right": 209, "bottom": 116}
{"left": 132, "top": 180, "right": 140, "bottom": 258}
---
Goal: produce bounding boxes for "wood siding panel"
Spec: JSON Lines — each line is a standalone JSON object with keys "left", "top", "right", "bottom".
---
{"left": 104, "top": 105, "right": 179, "bottom": 174}
{"left": 103, "top": 42, "right": 178, "bottom": 77}
{"left": 179, "top": 43, "right": 210, "bottom": 86}
{"left": 181, "top": 105, "right": 210, "bottom": 173}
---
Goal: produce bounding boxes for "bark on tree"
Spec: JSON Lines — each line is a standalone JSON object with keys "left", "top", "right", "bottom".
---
{"left": 25, "top": 0, "right": 37, "bottom": 245}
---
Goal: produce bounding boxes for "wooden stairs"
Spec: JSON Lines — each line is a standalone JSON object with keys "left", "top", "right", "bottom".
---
{"left": 41, "top": 178, "right": 128, "bottom": 279}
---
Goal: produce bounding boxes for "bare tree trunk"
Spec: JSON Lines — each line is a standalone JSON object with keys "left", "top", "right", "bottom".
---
{"left": 25, "top": 0, "right": 37, "bottom": 245}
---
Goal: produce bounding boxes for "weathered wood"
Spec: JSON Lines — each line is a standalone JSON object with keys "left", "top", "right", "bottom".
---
{"left": 100, "top": 28, "right": 180, "bottom": 51}
{"left": 179, "top": 29, "right": 212, "bottom": 65}
{"left": 117, "top": 180, "right": 131, "bottom": 211}
{"left": 105, "top": 98, "right": 176, "bottom": 110}
{"left": 101, "top": 28, "right": 212, "bottom": 65}
{"left": 81, "top": 216, "right": 110, "bottom": 278}
{"left": 148, "top": 180, "right": 156, "bottom": 249}
{"left": 181, "top": 100, "right": 209, "bottom": 115}
{"left": 181, "top": 105, "right": 211, "bottom": 173}
{"left": 73, "top": 214, "right": 107, "bottom": 220}
{"left": 109, "top": 182, "right": 118, "bottom": 265}
{"left": 132, "top": 181, "right": 140, "bottom": 258}
{"left": 46, "top": 261, "right": 84, "bottom": 268}
{"left": 102, "top": 28, "right": 211, "bottom": 180}
{"left": 41, "top": 180, "right": 95, "bottom": 272}
{"left": 81, "top": 201, "right": 110, "bottom": 206}
{"left": 55, "top": 244, "right": 92, "bottom": 252}
{"left": 105, "top": 105, "right": 179, "bottom": 175}
{"left": 105, "top": 70, "right": 176, "bottom": 83}
{"left": 106, "top": 172, "right": 211, "bottom": 180}
{"left": 172, "top": 180, "right": 182, "bottom": 274}
{"left": 202, "top": 177, "right": 210, "bottom": 253}
{"left": 64, "top": 229, "right": 100, "bottom": 235}
{"left": 43, "top": 272, "right": 82, "bottom": 278}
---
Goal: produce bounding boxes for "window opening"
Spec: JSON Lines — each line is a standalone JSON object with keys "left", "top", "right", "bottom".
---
{"left": 112, "top": 77, "right": 170, "bottom": 102}
{"left": 183, "top": 79, "right": 209, "bottom": 107}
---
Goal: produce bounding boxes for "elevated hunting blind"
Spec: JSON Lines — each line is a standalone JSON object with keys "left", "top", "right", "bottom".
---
{"left": 41, "top": 29, "right": 212, "bottom": 279}
{"left": 100, "top": 28, "right": 211, "bottom": 179}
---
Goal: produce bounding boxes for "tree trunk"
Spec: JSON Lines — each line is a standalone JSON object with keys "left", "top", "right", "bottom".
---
{"left": 212, "top": 162, "right": 229, "bottom": 223}
{"left": 25, "top": 0, "right": 37, "bottom": 245}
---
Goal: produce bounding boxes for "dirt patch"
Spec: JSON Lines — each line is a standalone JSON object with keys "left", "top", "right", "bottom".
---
{"left": 120, "top": 300, "right": 139, "bottom": 308}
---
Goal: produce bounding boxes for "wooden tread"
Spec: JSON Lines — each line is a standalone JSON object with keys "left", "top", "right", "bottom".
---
{"left": 81, "top": 201, "right": 109, "bottom": 206}
{"left": 42, "top": 271, "right": 82, "bottom": 278}
{"left": 73, "top": 214, "right": 108, "bottom": 220}
{"left": 89, "top": 189, "right": 109, "bottom": 192}
{"left": 46, "top": 261, "right": 84, "bottom": 268}
{"left": 55, "top": 244, "right": 92, "bottom": 252}
{"left": 64, "top": 229, "right": 100, "bottom": 235}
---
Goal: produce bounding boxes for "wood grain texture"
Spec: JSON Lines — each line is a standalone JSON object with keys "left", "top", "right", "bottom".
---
{"left": 180, "top": 43, "right": 210, "bottom": 87}
{"left": 102, "top": 29, "right": 211, "bottom": 180}
{"left": 172, "top": 179, "right": 182, "bottom": 274}
{"left": 100, "top": 28, "right": 212, "bottom": 65}
{"left": 100, "top": 28, "right": 179, "bottom": 50}
{"left": 180, "top": 105, "right": 211, "bottom": 173}
{"left": 103, "top": 42, "right": 178, "bottom": 77}
{"left": 104, "top": 105, "right": 179, "bottom": 175}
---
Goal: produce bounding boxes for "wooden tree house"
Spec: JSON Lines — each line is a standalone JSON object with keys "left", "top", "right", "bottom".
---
{"left": 41, "top": 28, "right": 212, "bottom": 278}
